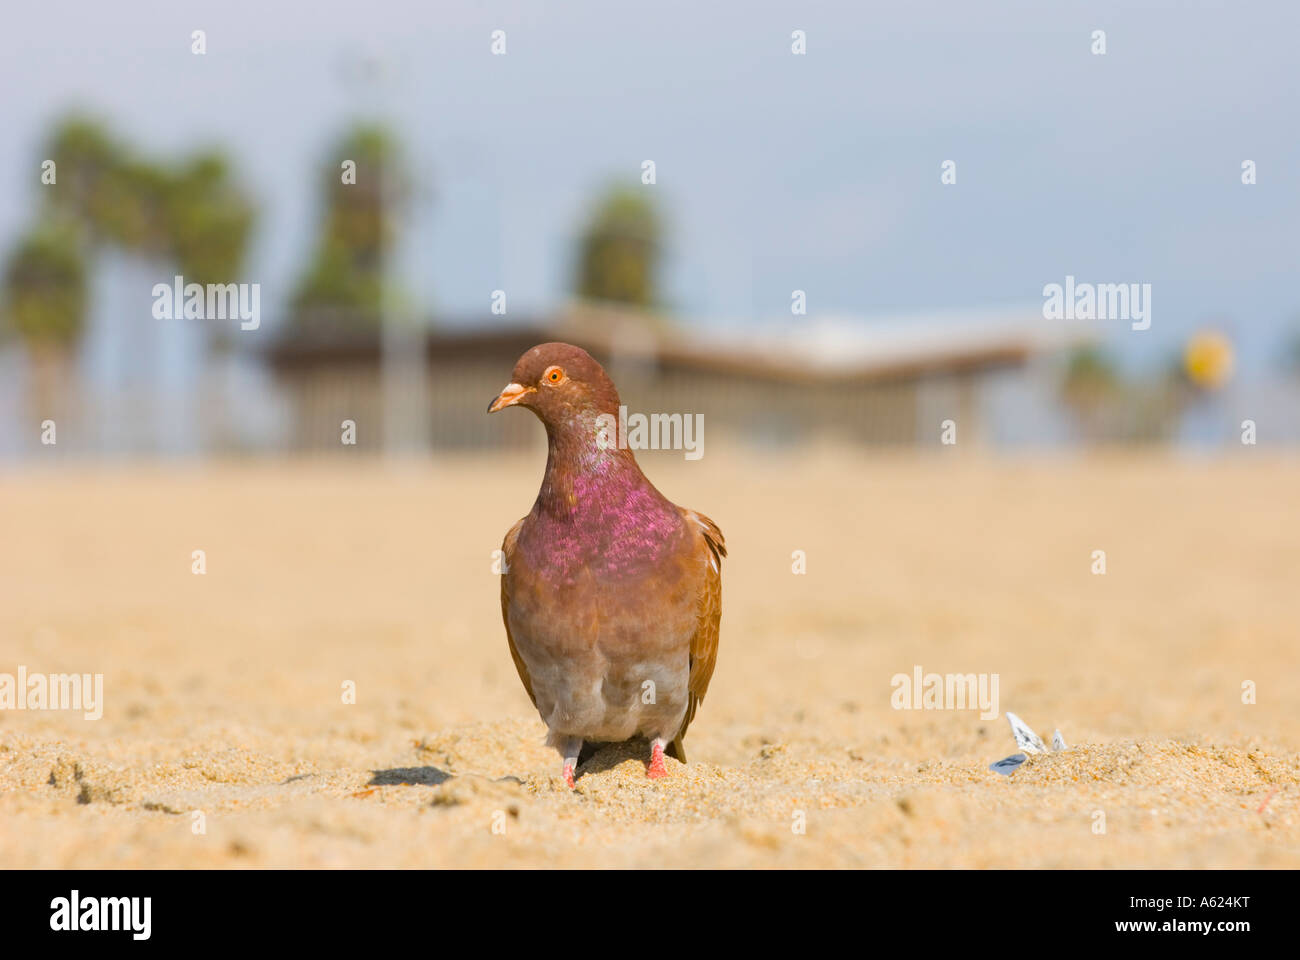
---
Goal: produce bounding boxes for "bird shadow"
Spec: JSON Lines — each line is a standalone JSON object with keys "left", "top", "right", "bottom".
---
{"left": 575, "top": 738, "right": 652, "bottom": 780}
{"left": 368, "top": 765, "right": 452, "bottom": 787}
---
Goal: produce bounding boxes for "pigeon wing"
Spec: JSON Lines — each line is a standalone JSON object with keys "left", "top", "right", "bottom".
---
{"left": 672, "top": 509, "right": 726, "bottom": 761}
{"left": 499, "top": 516, "right": 537, "bottom": 708}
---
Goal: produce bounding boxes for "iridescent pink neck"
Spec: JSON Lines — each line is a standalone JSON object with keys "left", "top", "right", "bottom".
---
{"left": 523, "top": 408, "right": 684, "bottom": 579}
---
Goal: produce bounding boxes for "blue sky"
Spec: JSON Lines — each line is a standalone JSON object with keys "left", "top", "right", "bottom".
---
{"left": 1, "top": 0, "right": 1297, "bottom": 377}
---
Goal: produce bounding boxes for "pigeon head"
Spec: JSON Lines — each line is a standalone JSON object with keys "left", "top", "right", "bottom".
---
{"left": 487, "top": 342, "right": 621, "bottom": 428}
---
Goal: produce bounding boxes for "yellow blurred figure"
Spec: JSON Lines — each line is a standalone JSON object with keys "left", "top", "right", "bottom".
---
{"left": 1184, "top": 330, "right": 1234, "bottom": 390}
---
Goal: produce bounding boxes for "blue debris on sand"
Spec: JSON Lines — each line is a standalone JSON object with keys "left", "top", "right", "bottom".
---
{"left": 989, "top": 753, "right": 1028, "bottom": 775}
{"left": 990, "top": 712, "right": 1068, "bottom": 775}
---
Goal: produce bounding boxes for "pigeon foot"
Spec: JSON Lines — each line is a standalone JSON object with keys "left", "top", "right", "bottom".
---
{"left": 647, "top": 740, "right": 669, "bottom": 779}
{"left": 555, "top": 736, "right": 582, "bottom": 789}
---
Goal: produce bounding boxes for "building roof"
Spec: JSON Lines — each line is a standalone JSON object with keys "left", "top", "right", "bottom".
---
{"left": 265, "top": 301, "right": 1095, "bottom": 384}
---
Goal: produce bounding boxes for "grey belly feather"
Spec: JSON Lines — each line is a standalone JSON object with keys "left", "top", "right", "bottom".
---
{"left": 513, "top": 625, "right": 690, "bottom": 743}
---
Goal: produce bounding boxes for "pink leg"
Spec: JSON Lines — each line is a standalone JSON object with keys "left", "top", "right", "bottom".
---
{"left": 557, "top": 736, "right": 581, "bottom": 790}
{"left": 647, "top": 740, "right": 669, "bottom": 779}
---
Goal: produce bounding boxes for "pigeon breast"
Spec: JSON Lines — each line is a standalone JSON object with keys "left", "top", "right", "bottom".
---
{"left": 504, "top": 460, "right": 704, "bottom": 743}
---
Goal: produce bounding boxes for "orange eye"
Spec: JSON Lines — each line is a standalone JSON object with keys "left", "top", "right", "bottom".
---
{"left": 544, "top": 366, "right": 564, "bottom": 384}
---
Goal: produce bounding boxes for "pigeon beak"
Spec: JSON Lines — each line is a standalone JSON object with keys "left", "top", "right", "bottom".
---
{"left": 487, "top": 382, "right": 533, "bottom": 413}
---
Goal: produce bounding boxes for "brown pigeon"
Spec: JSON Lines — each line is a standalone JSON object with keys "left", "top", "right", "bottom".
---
{"left": 488, "top": 343, "right": 725, "bottom": 787}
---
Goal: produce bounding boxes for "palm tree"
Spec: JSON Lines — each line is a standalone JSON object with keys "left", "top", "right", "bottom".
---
{"left": 1059, "top": 345, "right": 1121, "bottom": 443}
{"left": 1284, "top": 322, "right": 1300, "bottom": 380}
{"left": 2, "top": 114, "right": 256, "bottom": 448}
{"left": 574, "top": 184, "right": 662, "bottom": 307}
{"left": 2, "top": 223, "right": 87, "bottom": 428}
{"left": 290, "top": 125, "right": 405, "bottom": 333}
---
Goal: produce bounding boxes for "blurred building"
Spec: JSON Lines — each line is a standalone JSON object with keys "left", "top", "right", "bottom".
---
{"left": 264, "top": 302, "right": 1093, "bottom": 452}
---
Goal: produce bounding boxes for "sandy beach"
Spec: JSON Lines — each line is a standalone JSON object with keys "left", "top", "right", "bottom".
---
{"left": 1, "top": 449, "right": 1297, "bottom": 868}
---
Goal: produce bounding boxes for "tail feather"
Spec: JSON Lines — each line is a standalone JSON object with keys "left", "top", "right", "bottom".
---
{"left": 667, "top": 736, "right": 686, "bottom": 763}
